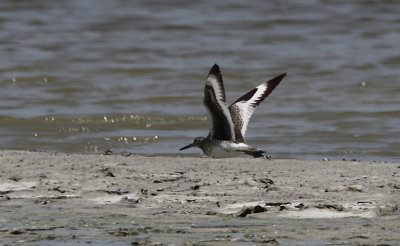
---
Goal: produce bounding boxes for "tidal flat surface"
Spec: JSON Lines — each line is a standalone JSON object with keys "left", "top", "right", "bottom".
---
{"left": 0, "top": 1, "right": 400, "bottom": 161}
{"left": 0, "top": 151, "right": 399, "bottom": 245}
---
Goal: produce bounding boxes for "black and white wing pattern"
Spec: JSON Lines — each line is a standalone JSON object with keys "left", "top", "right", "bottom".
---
{"left": 203, "top": 64, "right": 235, "bottom": 141}
{"left": 228, "top": 73, "right": 286, "bottom": 143}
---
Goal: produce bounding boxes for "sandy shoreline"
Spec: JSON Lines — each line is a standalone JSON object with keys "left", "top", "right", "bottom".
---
{"left": 0, "top": 150, "right": 399, "bottom": 245}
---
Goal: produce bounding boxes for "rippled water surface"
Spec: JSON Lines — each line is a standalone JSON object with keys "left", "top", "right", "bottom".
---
{"left": 1, "top": 0, "right": 399, "bottom": 162}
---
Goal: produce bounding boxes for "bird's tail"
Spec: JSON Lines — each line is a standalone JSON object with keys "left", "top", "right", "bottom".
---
{"left": 244, "top": 149, "right": 266, "bottom": 158}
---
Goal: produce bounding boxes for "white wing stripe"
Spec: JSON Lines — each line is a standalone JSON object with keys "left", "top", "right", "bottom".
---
{"left": 206, "top": 75, "right": 235, "bottom": 140}
{"left": 206, "top": 75, "right": 224, "bottom": 101}
{"left": 234, "top": 84, "right": 267, "bottom": 137}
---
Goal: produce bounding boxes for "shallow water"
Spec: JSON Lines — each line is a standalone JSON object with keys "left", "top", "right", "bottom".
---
{"left": 0, "top": 0, "right": 399, "bottom": 162}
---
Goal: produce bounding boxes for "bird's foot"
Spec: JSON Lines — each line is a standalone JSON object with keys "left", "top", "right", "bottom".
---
{"left": 264, "top": 155, "right": 272, "bottom": 160}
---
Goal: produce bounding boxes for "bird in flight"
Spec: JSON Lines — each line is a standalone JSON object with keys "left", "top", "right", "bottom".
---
{"left": 180, "top": 64, "right": 286, "bottom": 158}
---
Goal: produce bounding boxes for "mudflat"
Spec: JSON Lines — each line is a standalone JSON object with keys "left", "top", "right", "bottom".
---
{"left": 0, "top": 150, "right": 399, "bottom": 245}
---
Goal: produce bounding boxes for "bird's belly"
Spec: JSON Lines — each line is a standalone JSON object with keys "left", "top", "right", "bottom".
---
{"left": 206, "top": 145, "right": 242, "bottom": 159}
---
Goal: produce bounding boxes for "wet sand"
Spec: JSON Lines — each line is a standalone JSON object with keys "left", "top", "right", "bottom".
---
{"left": 0, "top": 150, "right": 399, "bottom": 245}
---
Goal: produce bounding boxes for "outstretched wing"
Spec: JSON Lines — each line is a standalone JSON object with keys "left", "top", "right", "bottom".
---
{"left": 203, "top": 64, "right": 235, "bottom": 141}
{"left": 228, "top": 73, "right": 286, "bottom": 143}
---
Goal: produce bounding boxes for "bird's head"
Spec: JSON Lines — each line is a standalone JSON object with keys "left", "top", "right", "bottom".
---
{"left": 179, "top": 137, "right": 205, "bottom": 151}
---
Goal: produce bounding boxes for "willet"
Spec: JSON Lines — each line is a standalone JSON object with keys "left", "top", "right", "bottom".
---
{"left": 180, "top": 64, "right": 286, "bottom": 158}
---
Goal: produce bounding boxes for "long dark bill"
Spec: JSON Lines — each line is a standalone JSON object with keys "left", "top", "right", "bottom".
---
{"left": 179, "top": 143, "right": 194, "bottom": 151}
